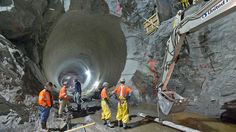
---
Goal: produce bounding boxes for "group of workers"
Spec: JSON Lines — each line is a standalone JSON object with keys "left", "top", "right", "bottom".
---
{"left": 100, "top": 78, "right": 132, "bottom": 129}
{"left": 37, "top": 78, "right": 132, "bottom": 130}
{"left": 59, "top": 79, "right": 82, "bottom": 117}
{"left": 38, "top": 79, "right": 81, "bottom": 130}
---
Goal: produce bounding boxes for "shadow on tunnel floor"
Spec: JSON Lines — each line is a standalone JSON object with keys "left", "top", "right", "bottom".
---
{"left": 47, "top": 128, "right": 64, "bottom": 132}
{"left": 110, "top": 114, "right": 153, "bottom": 129}
{"left": 47, "top": 105, "right": 101, "bottom": 131}
{"left": 128, "top": 119, "right": 152, "bottom": 129}
{"left": 69, "top": 105, "right": 101, "bottom": 118}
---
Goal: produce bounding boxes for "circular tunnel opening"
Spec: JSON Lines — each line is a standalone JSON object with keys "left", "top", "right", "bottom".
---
{"left": 43, "top": 11, "right": 127, "bottom": 96}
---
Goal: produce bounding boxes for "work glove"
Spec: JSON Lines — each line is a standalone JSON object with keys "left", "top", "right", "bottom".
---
{"left": 104, "top": 98, "right": 112, "bottom": 107}
{"left": 114, "top": 95, "right": 118, "bottom": 100}
{"left": 108, "top": 100, "right": 114, "bottom": 108}
{"left": 126, "top": 96, "right": 130, "bottom": 102}
{"left": 126, "top": 93, "right": 132, "bottom": 101}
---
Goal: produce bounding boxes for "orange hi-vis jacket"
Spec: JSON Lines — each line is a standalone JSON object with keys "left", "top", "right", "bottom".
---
{"left": 101, "top": 88, "right": 108, "bottom": 99}
{"left": 59, "top": 86, "right": 68, "bottom": 100}
{"left": 38, "top": 89, "right": 53, "bottom": 107}
{"left": 113, "top": 84, "right": 132, "bottom": 99}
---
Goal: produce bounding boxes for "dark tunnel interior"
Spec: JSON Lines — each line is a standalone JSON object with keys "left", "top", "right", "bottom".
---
{"left": 43, "top": 11, "right": 127, "bottom": 96}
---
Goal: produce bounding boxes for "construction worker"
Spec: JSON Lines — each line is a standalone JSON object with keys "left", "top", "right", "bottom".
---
{"left": 58, "top": 82, "right": 69, "bottom": 117}
{"left": 181, "top": 0, "right": 190, "bottom": 9}
{"left": 113, "top": 78, "right": 132, "bottom": 129}
{"left": 38, "top": 82, "right": 54, "bottom": 130}
{"left": 73, "top": 79, "right": 82, "bottom": 112}
{"left": 100, "top": 82, "right": 114, "bottom": 128}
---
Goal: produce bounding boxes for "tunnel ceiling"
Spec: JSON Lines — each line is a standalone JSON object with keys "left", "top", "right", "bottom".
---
{"left": 43, "top": 11, "right": 127, "bottom": 95}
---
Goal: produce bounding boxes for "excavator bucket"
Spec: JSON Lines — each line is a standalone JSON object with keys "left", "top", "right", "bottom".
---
{"left": 158, "top": 91, "right": 189, "bottom": 115}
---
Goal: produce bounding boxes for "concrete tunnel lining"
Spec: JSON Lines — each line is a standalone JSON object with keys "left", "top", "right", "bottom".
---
{"left": 43, "top": 11, "right": 127, "bottom": 95}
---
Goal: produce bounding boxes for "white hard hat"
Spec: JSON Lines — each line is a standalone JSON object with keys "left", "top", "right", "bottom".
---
{"left": 63, "top": 81, "right": 68, "bottom": 86}
{"left": 120, "top": 78, "right": 125, "bottom": 83}
{"left": 102, "top": 82, "right": 109, "bottom": 87}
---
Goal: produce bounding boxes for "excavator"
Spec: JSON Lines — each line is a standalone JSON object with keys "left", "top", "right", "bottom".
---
{"left": 158, "top": 0, "right": 236, "bottom": 115}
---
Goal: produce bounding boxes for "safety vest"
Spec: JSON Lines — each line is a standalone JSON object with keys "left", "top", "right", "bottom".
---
{"left": 38, "top": 89, "right": 53, "bottom": 107}
{"left": 114, "top": 84, "right": 132, "bottom": 99}
{"left": 101, "top": 88, "right": 108, "bottom": 99}
{"left": 59, "top": 86, "right": 68, "bottom": 99}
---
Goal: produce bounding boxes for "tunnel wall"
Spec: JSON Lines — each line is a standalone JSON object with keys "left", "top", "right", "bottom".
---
{"left": 43, "top": 11, "right": 127, "bottom": 94}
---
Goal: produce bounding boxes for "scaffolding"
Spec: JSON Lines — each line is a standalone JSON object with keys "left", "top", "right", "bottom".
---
{"left": 143, "top": 13, "right": 160, "bottom": 35}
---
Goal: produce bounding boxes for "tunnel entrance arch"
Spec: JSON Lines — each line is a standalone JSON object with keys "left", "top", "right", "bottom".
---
{"left": 43, "top": 11, "right": 127, "bottom": 95}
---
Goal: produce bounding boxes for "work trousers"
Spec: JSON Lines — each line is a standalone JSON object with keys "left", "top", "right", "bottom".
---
{"left": 101, "top": 99, "right": 112, "bottom": 120}
{"left": 116, "top": 99, "right": 129, "bottom": 123}
{"left": 58, "top": 99, "right": 68, "bottom": 115}
{"left": 39, "top": 106, "right": 51, "bottom": 123}
{"left": 73, "top": 92, "right": 81, "bottom": 111}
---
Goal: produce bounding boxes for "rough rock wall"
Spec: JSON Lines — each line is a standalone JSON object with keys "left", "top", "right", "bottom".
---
{"left": 156, "top": 0, "right": 181, "bottom": 21}
{"left": 105, "top": 0, "right": 178, "bottom": 104}
{"left": 0, "top": 0, "right": 65, "bottom": 86}
{"left": 0, "top": 0, "right": 64, "bottom": 64}
{"left": 106, "top": 0, "right": 236, "bottom": 117}
{"left": 0, "top": 35, "right": 39, "bottom": 129}
{"left": 0, "top": 0, "right": 47, "bottom": 39}
{"left": 70, "top": 0, "right": 109, "bottom": 14}
{"left": 0, "top": 0, "right": 66, "bottom": 128}
{"left": 176, "top": 10, "right": 236, "bottom": 117}
{"left": 0, "top": 0, "right": 64, "bottom": 97}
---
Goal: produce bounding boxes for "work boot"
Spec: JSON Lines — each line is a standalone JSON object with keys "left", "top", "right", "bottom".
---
{"left": 117, "top": 120, "right": 122, "bottom": 127}
{"left": 58, "top": 114, "right": 62, "bottom": 118}
{"left": 106, "top": 120, "right": 114, "bottom": 128}
{"left": 103, "top": 120, "right": 107, "bottom": 125}
{"left": 41, "top": 122, "right": 47, "bottom": 129}
{"left": 123, "top": 123, "right": 128, "bottom": 129}
{"left": 77, "top": 104, "right": 81, "bottom": 112}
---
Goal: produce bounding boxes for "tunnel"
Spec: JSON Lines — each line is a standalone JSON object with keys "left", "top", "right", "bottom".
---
{"left": 42, "top": 11, "right": 127, "bottom": 95}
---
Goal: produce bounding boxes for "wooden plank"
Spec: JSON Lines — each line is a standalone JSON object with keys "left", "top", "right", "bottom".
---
{"left": 138, "top": 113, "right": 201, "bottom": 132}
{"left": 65, "top": 122, "right": 96, "bottom": 132}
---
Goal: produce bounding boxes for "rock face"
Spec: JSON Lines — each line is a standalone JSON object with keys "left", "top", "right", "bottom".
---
{"left": 0, "top": 0, "right": 64, "bottom": 65}
{"left": 178, "top": 10, "right": 236, "bottom": 117}
{"left": 0, "top": 0, "right": 65, "bottom": 128}
{"left": 105, "top": 0, "right": 177, "bottom": 104}
{"left": 0, "top": 0, "right": 47, "bottom": 39}
{"left": 156, "top": 0, "right": 181, "bottom": 21}
{"left": 106, "top": 0, "right": 236, "bottom": 117}
{"left": 0, "top": 34, "right": 40, "bottom": 129}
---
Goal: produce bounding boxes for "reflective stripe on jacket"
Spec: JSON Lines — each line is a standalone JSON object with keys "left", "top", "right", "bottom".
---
{"left": 101, "top": 88, "right": 108, "bottom": 99}
{"left": 38, "top": 89, "right": 53, "bottom": 107}
{"left": 113, "top": 84, "right": 132, "bottom": 99}
{"left": 59, "top": 86, "right": 68, "bottom": 99}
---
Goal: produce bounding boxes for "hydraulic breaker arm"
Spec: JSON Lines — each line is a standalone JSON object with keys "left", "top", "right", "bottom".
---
{"left": 159, "top": 0, "right": 236, "bottom": 91}
{"left": 179, "top": 0, "right": 236, "bottom": 34}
